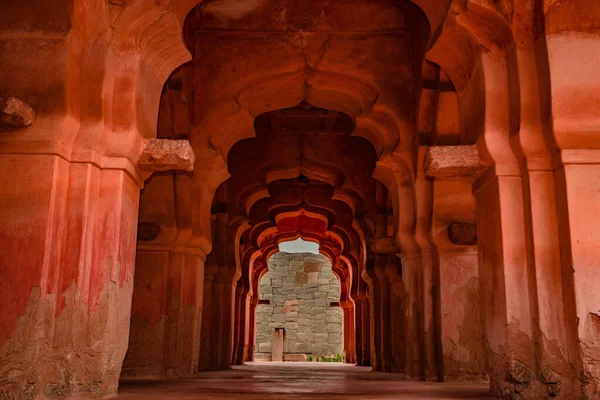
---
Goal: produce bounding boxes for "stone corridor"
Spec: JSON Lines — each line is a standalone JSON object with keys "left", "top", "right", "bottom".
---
{"left": 118, "top": 363, "right": 492, "bottom": 400}
{"left": 1, "top": 0, "right": 600, "bottom": 399}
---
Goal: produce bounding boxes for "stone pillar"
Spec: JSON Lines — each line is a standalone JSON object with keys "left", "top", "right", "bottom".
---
{"left": 556, "top": 160, "right": 600, "bottom": 398}
{"left": 545, "top": 12, "right": 600, "bottom": 396}
{"left": 400, "top": 171, "right": 444, "bottom": 382}
{"left": 474, "top": 172, "right": 538, "bottom": 398}
{"left": 198, "top": 211, "right": 240, "bottom": 371}
{"left": 0, "top": 155, "right": 140, "bottom": 398}
{"left": 432, "top": 179, "right": 486, "bottom": 381}
{"left": 272, "top": 328, "right": 284, "bottom": 362}
{"left": 522, "top": 166, "right": 575, "bottom": 396}
{"left": 247, "top": 295, "right": 260, "bottom": 362}
{"left": 363, "top": 260, "right": 383, "bottom": 371}
{"left": 232, "top": 248, "right": 255, "bottom": 366}
{"left": 122, "top": 250, "right": 170, "bottom": 379}
{"left": 232, "top": 281, "right": 254, "bottom": 366}
{"left": 386, "top": 255, "right": 405, "bottom": 373}
{"left": 163, "top": 252, "right": 205, "bottom": 378}
{"left": 198, "top": 265, "right": 219, "bottom": 371}
{"left": 240, "top": 292, "right": 253, "bottom": 363}
{"left": 401, "top": 252, "right": 425, "bottom": 380}
{"left": 247, "top": 260, "right": 266, "bottom": 363}
{"left": 340, "top": 299, "right": 356, "bottom": 364}
{"left": 231, "top": 281, "right": 245, "bottom": 365}
{"left": 213, "top": 276, "right": 238, "bottom": 369}
{"left": 358, "top": 277, "right": 371, "bottom": 366}
{"left": 375, "top": 256, "right": 393, "bottom": 372}
{"left": 122, "top": 248, "right": 205, "bottom": 379}
{"left": 350, "top": 286, "right": 364, "bottom": 365}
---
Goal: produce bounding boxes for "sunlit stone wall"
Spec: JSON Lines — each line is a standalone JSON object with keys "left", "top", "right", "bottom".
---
{"left": 255, "top": 252, "right": 343, "bottom": 357}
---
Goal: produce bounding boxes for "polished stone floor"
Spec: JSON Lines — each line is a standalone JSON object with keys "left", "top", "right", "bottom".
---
{"left": 118, "top": 362, "right": 493, "bottom": 399}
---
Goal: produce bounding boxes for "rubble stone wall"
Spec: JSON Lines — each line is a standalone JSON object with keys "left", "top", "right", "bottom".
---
{"left": 255, "top": 252, "right": 343, "bottom": 357}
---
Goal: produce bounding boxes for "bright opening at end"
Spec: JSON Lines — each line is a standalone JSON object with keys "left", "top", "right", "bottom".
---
{"left": 278, "top": 238, "right": 320, "bottom": 254}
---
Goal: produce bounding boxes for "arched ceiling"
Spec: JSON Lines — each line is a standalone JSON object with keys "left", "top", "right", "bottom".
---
{"left": 141, "top": 0, "right": 559, "bottom": 272}
{"left": 220, "top": 98, "right": 389, "bottom": 284}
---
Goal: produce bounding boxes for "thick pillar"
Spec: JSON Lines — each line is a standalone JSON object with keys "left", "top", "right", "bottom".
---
{"left": 246, "top": 260, "right": 266, "bottom": 363}
{"left": 122, "top": 248, "right": 205, "bottom": 379}
{"left": 0, "top": 155, "right": 140, "bottom": 398}
{"left": 231, "top": 281, "right": 245, "bottom": 365}
{"left": 232, "top": 248, "right": 255, "bottom": 366}
{"left": 375, "top": 257, "right": 393, "bottom": 372}
{"left": 401, "top": 252, "right": 425, "bottom": 380}
{"left": 122, "top": 250, "right": 170, "bottom": 379}
{"left": 358, "top": 275, "right": 371, "bottom": 366}
{"left": 521, "top": 166, "right": 576, "bottom": 397}
{"left": 363, "top": 259, "right": 384, "bottom": 371}
{"left": 340, "top": 299, "right": 356, "bottom": 364}
{"left": 350, "top": 278, "right": 364, "bottom": 365}
{"left": 386, "top": 255, "right": 405, "bottom": 373}
{"left": 271, "top": 328, "right": 284, "bottom": 362}
{"left": 198, "top": 212, "right": 240, "bottom": 371}
{"left": 213, "top": 276, "right": 238, "bottom": 369}
{"left": 198, "top": 264, "right": 219, "bottom": 370}
{"left": 432, "top": 179, "right": 486, "bottom": 381}
{"left": 408, "top": 164, "right": 443, "bottom": 382}
{"left": 474, "top": 171, "right": 539, "bottom": 397}
{"left": 556, "top": 160, "right": 600, "bottom": 399}
{"left": 246, "top": 295, "right": 260, "bottom": 362}
{"left": 239, "top": 291, "right": 253, "bottom": 363}
{"left": 544, "top": 9, "right": 600, "bottom": 396}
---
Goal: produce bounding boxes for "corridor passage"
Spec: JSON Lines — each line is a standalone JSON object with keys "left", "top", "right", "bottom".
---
{"left": 118, "top": 362, "right": 492, "bottom": 400}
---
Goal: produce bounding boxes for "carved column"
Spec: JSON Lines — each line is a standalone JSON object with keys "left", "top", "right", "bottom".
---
{"left": 0, "top": 157, "right": 141, "bottom": 397}
{"left": 545, "top": 8, "right": 600, "bottom": 397}
{"left": 474, "top": 169, "right": 537, "bottom": 397}
{"left": 123, "top": 247, "right": 205, "bottom": 379}
{"left": 199, "top": 210, "right": 242, "bottom": 371}
{"left": 357, "top": 264, "right": 371, "bottom": 367}
{"left": 363, "top": 258, "right": 383, "bottom": 371}
{"left": 555, "top": 159, "right": 600, "bottom": 398}
{"left": 350, "top": 259, "right": 365, "bottom": 366}
{"left": 430, "top": 177, "right": 486, "bottom": 382}
{"left": 374, "top": 254, "right": 392, "bottom": 372}
{"left": 385, "top": 255, "right": 405, "bottom": 373}
{"left": 337, "top": 264, "right": 356, "bottom": 364}
{"left": 231, "top": 280, "right": 245, "bottom": 365}
{"left": 198, "top": 262, "right": 219, "bottom": 371}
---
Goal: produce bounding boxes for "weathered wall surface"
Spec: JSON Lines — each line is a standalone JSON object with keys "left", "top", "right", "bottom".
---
{"left": 256, "top": 252, "right": 343, "bottom": 357}
{"left": 121, "top": 250, "right": 204, "bottom": 379}
{"left": 432, "top": 179, "right": 487, "bottom": 381}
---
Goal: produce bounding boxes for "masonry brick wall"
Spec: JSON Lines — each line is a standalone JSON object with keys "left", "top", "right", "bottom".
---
{"left": 255, "top": 252, "right": 343, "bottom": 357}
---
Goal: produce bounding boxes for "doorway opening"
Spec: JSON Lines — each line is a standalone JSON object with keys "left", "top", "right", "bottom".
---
{"left": 255, "top": 252, "right": 344, "bottom": 362}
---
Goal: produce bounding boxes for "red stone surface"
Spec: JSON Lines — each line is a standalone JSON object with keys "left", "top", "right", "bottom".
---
{"left": 0, "top": 0, "right": 599, "bottom": 399}
{"left": 0, "top": 97, "right": 34, "bottom": 130}
{"left": 138, "top": 139, "right": 195, "bottom": 172}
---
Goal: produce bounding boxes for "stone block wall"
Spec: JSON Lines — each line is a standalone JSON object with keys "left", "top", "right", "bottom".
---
{"left": 255, "top": 252, "right": 343, "bottom": 357}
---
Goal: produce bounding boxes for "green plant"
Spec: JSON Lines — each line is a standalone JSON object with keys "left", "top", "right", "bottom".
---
{"left": 306, "top": 354, "right": 313, "bottom": 362}
{"left": 314, "top": 353, "right": 345, "bottom": 363}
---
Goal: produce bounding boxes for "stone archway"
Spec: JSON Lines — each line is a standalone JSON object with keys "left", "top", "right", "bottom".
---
{"left": 255, "top": 249, "right": 344, "bottom": 362}
{"left": 2, "top": 1, "right": 600, "bottom": 399}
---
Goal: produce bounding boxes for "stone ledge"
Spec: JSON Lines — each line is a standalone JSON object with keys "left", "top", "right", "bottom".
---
{"left": 424, "top": 145, "right": 486, "bottom": 177}
{"left": 138, "top": 139, "right": 195, "bottom": 172}
{"left": 367, "top": 237, "right": 398, "bottom": 254}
